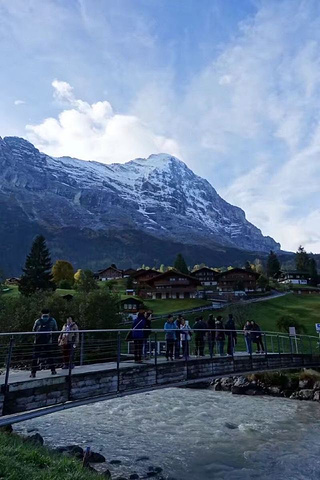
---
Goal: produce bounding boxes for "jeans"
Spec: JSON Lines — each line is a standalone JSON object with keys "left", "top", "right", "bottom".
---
{"left": 195, "top": 337, "right": 205, "bottom": 356}
{"left": 134, "top": 339, "right": 143, "bottom": 361}
{"left": 255, "top": 337, "right": 265, "bottom": 352}
{"left": 217, "top": 341, "right": 225, "bottom": 356}
{"left": 245, "top": 337, "right": 252, "bottom": 354}
{"left": 208, "top": 336, "right": 215, "bottom": 357}
{"left": 182, "top": 340, "right": 189, "bottom": 358}
{"left": 227, "top": 336, "right": 236, "bottom": 355}
{"left": 175, "top": 338, "right": 181, "bottom": 358}
{"left": 31, "top": 342, "right": 56, "bottom": 374}
{"left": 166, "top": 339, "right": 175, "bottom": 359}
{"left": 62, "top": 343, "right": 72, "bottom": 366}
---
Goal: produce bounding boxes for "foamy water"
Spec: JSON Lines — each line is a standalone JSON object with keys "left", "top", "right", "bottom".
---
{"left": 16, "top": 389, "right": 320, "bottom": 479}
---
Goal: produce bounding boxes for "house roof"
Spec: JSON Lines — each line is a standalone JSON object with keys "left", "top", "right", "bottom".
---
{"left": 146, "top": 269, "right": 201, "bottom": 284}
{"left": 217, "top": 268, "right": 260, "bottom": 279}
{"left": 132, "top": 268, "right": 159, "bottom": 278}
{"left": 192, "top": 267, "right": 219, "bottom": 275}
{"left": 98, "top": 265, "right": 123, "bottom": 274}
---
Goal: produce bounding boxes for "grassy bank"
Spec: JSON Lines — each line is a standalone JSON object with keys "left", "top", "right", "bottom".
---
{"left": 0, "top": 431, "right": 101, "bottom": 480}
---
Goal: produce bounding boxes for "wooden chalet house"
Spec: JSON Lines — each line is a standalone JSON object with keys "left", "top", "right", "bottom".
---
{"left": 145, "top": 270, "right": 200, "bottom": 299}
{"left": 217, "top": 268, "right": 259, "bottom": 293}
{"left": 278, "top": 271, "right": 310, "bottom": 285}
{"left": 119, "top": 297, "right": 145, "bottom": 313}
{"left": 97, "top": 265, "right": 123, "bottom": 281}
{"left": 123, "top": 268, "right": 137, "bottom": 278}
{"left": 192, "top": 267, "right": 219, "bottom": 286}
{"left": 132, "top": 269, "right": 160, "bottom": 285}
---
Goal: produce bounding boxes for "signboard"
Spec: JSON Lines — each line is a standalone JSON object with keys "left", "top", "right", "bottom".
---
{"left": 289, "top": 326, "right": 296, "bottom": 336}
{"left": 315, "top": 324, "right": 320, "bottom": 333}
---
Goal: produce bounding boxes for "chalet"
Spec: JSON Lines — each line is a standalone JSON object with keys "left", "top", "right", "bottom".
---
{"left": 192, "top": 267, "right": 219, "bottom": 286}
{"left": 278, "top": 271, "right": 310, "bottom": 285}
{"left": 217, "top": 268, "right": 260, "bottom": 293}
{"left": 118, "top": 297, "right": 146, "bottom": 313}
{"left": 145, "top": 269, "right": 200, "bottom": 299}
{"left": 123, "top": 268, "right": 137, "bottom": 278}
{"left": 97, "top": 265, "right": 123, "bottom": 281}
{"left": 132, "top": 269, "right": 160, "bottom": 285}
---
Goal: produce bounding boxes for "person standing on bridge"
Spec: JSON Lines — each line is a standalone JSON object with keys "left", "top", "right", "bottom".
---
{"left": 251, "top": 320, "right": 265, "bottom": 354}
{"left": 174, "top": 314, "right": 183, "bottom": 359}
{"left": 207, "top": 314, "right": 216, "bottom": 357}
{"left": 30, "top": 309, "right": 58, "bottom": 378}
{"left": 164, "top": 315, "right": 176, "bottom": 361}
{"left": 193, "top": 316, "right": 207, "bottom": 356}
{"left": 132, "top": 312, "right": 146, "bottom": 363}
{"left": 180, "top": 318, "right": 192, "bottom": 358}
{"left": 215, "top": 316, "right": 225, "bottom": 356}
{"left": 225, "top": 314, "right": 237, "bottom": 356}
{"left": 244, "top": 321, "right": 253, "bottom": 355}
{"left": 143, "top": 310, "right": 153, "bottom": 359}
{"left": 58, "top": 316, "right": 79, "bottom": 369}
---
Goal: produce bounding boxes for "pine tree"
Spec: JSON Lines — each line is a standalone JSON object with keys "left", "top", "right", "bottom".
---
{"left": 173, "top": 254, "right": 189, "bottom": 275}
{"left": 266, "top": 250, "right": 281, "bottom": 278}
{"left": 309, "top": 258, "right": 319, "bottom": 286}
{"left": 244, "top": 261, "right": 252, "bottom": 271}
{"left": 19, "top": 235, "right": 56, "bottom": 296}
{"left": 295, "top": 246, "right": 310, "bottom": 272}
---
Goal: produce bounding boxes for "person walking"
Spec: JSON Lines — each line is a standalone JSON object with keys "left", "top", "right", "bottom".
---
{"left": 215, "top": 316, "right": 225, "bottom": 356}
{"left": 143, "top": 310, "right": 153, "bottom": 359}
{"left": 132, "top": 312, "right": 146, "bottom": 363}
{"left": 225, "top": 314, "right": 237, "bottom": 356}
{"left": 30, "top": 309, "right": 58, "bottom": 378}
{"left": 174, "top": 315, "right": 183, "bottom": 359}
{"left": 180, "top": 318, "right": 192, "bottom": 358}
{"left": 58, "top": 316, "right": 79, "bottom": 369}
{"left": 244, "top": 321, "right": 253, "bottom": 355}
{"left": 164, "top": 315, "right": 176, "bottom": 361}
{"left": 251, "top": 320, "right": 265, "bottom": 353}
{"left": 193, "top": 316, "right": 207, "bottom": 356}
{"left": 207, "top": 314, "right": 216, "bottom": 357}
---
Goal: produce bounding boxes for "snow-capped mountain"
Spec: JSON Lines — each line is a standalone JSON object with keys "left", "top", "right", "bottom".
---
{"left": 0, "top": 136, "right": 280, "bottom": 274}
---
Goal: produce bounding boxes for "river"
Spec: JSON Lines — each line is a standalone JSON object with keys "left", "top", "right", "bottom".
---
{"left": 16, "top": 389, "right": 320, "bottom": 479}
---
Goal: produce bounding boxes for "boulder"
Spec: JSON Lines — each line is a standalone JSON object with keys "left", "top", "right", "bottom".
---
{"left": 28, "top": 433, "right": 44, "bottom": 446}
{"left": 89, "top": 451, "right": 106, "bottom": 463}
{"left": 0, "top": 424, "right": 13, "bottom": 434}
{"left": 291, "top": 389, "right": 314, "bottom": 400}
{"left": 220, "top": 377, "right": 233, "bottom": 391}
{"left": 110, "top": 460, "right": 122, "bottom": 465}
{"left": 299, "top": 379, "right": 312, "bottom": 389}
{"left": 101, "top": 470, "right": 112, "bottom": 479}
{"left": 266, "top": 386, "right": 282, "bottom": 396}
{"left": 313, "top": 381, "right": 320, "bottom": 390}
{"left": 56, "top": 445, "right": 84, "bottom": 457}
{"left": 313, "top": 391, "right": 320, "bottom": 401}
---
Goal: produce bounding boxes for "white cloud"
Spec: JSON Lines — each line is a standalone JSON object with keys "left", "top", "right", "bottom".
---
{"left": 14, "top": 99, "right": 25, "bottom": 106}
{"left": 26, "top": 80, "right": 181, "bottom": 164}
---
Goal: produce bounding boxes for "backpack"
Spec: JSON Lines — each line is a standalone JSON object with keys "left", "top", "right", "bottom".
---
{"left": 36, "top": 318, "right": 53, "bottom": 344}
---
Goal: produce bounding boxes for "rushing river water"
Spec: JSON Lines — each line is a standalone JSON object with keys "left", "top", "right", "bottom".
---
{"left": 16, "top": 389, "right": 320, "bottom": 480}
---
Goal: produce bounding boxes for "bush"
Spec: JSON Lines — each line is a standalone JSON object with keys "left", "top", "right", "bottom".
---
{"left": 58, "top": 280, "right": 72, "bottom": 290}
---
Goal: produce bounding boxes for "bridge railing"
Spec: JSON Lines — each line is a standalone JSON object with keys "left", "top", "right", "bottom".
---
{"left": 0, "top": 328, "right": 319, "bottom": 391}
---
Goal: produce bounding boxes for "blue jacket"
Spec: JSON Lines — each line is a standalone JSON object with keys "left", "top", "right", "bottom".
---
{"left": 132, "top": 314, "right": 146, "bottom": 339}
{"left": 164, "top": 322, "right": 176, "bottom": 340}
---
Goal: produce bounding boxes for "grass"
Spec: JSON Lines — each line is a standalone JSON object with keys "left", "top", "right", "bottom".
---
{"left": 0, "top": 432, "right": 101, "bottom": 480}
{"left": 144, "top": 298, "right": 212, "bottom": 315}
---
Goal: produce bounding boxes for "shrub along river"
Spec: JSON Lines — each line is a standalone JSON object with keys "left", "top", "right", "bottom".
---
{"left": 16, "top": 388, "right": 320, "bottom": 479}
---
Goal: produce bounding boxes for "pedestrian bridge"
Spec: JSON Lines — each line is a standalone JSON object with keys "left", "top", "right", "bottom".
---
{"left": 0, "top": 329, "right": 319, "bottom": 426}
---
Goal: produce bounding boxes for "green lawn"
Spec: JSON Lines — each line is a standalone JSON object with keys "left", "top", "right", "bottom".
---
{"left": 0, "top": 432, "right": 102, "bottom": 480}
{"left": 144, "top": 298, "right": 212, "bottom": 315}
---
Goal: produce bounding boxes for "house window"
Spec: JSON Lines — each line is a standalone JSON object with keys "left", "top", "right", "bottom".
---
{"left": 170, "top": 278, "right": 176, "bottom": 282}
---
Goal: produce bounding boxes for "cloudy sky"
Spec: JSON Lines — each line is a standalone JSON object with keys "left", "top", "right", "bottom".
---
{"left": 0, "top": 0, "right": 319, "bottom": 253}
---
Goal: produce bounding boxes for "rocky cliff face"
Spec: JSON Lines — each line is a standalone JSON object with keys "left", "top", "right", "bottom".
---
{"left": 0, "top": 136, "right": 280, "bottom": 274}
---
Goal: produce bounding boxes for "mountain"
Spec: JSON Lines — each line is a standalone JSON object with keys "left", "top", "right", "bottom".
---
{"left": 0, "top": 136, "right": 280, "bottom": 275}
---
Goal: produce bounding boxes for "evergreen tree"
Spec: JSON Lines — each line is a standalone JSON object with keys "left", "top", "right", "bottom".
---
{"left": 52, "top": 260, "right": 74, "bottom": 286}
{"left": 159, "top": 264, "right": 166, "bottom": 273}
{"left": 295, "top": 246, "right": 310, "bottom": 272}
{"left": 309, "top": 258, "right": 318, "bottom": 286}
{"left": 19, "top": 235, "right": 56, "bottom": 296}
{"left": 244, "top": 261, "right": 252, "bottom": 271}
{"left": 0, "top": 269, "right": 5, "bottom": 294}
{"left": 173, "top": 253, "right": 189, "bottom": 274}
{"left": 266, "top": 250, "right": 281, "bottom": 278}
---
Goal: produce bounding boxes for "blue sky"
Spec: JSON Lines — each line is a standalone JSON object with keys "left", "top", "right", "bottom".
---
{"left": 0, "top": 0, "right": 320, "bottom": 252}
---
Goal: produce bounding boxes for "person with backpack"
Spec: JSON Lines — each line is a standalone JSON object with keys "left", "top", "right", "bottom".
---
{"left": 30, "top": 309, "right": 58, "bottom": 378}
{"left": 225, "top": 314, "right": 237, "bottom": 356}
{"left": 58, "top": 316, "right": 79, "bottom": 369}
{"left": 215, "top": 316, "right": 225, "bottom": 356}
{"left": 193, "top": 316, "right": 207, "bottom": 356}
{"left": 143, "top": 310, "right": 153, "bottom": 359}
{"left": 132, "top": 312, "right": 146, "bottom": 363}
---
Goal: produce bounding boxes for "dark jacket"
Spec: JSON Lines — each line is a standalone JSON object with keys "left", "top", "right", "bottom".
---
{"left": 251, "top": 323, "right": 262, "bottom": 341}
{"left": 225, "top": 319, "right": 237, "bottom": 340}
{"left": 132, "top": 314, "right": 146, "bottom": 339}
{"left": 207, "top": 316, "right": 216, "bottom": 341}
{"left": 33, "top": 316, "right": 58, "bottom": 344}
{"left": 215, "top": 321, "right": 225, "bottom": 341}
{"left": 193, "top": 319, "right": 207, "bottom": 339}
{"left": 144, "top": 316, "right": 152, "bottom": 338}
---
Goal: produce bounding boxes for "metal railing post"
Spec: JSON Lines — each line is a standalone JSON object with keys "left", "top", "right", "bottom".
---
{"left": 277, "top": 335, "right": 281, "bottom": 368}
{"left": 80, "top": 332, "right": 84, "bottom": 366}
{"left": 154, "top": 332, "right": 158, "bottom": 385}
{"left": 270, "top": 336, "right": 274, "bottom": 353}
{"left": 117, "top": 331, "right": 121, "bottom": 393}
{"left": 67, "top": 343, "right": 75, "bottom": 401}
{"left": 289, "top": 334, "right": 294, "bottom": 365}
{"left": 2, "top": 336, "right": 14, "bottom": 394}
{"left": 264, "top": 333, "right": 268, "bottom": 368}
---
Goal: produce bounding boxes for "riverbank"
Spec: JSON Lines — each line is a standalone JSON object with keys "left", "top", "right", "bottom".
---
{"left": 212, "top": 368, "right": 320, "bottom": 400}
{"left": 0, "top": 429, "right": 104, "bottom": 480}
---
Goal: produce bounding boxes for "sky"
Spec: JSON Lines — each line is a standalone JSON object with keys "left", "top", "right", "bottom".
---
{"left": 0, "top": 0, "right": 320, "bottom": 253}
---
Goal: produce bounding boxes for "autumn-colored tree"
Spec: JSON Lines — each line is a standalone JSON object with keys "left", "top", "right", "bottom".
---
{"left": 52, "top": 260, "right": 74, "bottom": 286}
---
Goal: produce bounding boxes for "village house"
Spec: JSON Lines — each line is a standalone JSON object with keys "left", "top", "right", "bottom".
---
{"left": 97, "top": 264, "right": 123, "bottom": 281}
{"left": 144, "top": 269, "right": 200, "bottom": 299}
{"left": 132, "top": 269, "right": 160, "bottom": 285}
{"left": 118, "top": 297, "right": 145, "bottom": 313}
{"left": 217, "top": 268, "right": 260, "bottom": 293}
{"left": 278, "top": 271, "right": 310, "bottom": 285}
{"left": 123, "top": 268, "right": 137, "bottom": 278}
{"left": 192, "top": 267, "right": 219, "bottom": 286}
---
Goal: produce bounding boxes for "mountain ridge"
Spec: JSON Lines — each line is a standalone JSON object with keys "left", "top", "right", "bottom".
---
{"left": 0, "top": 136, "right": 280, "bottom": 275}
